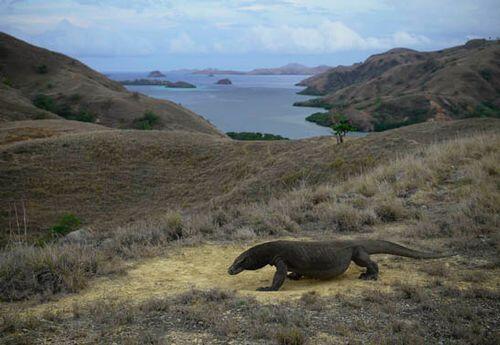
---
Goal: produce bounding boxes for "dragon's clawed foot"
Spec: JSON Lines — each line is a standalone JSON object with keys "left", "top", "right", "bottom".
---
{"left": 256, "top": 286, "right": 274, "bottom": 291}
{"left": 358, "top": 273, "right": 378, "bottom": 281}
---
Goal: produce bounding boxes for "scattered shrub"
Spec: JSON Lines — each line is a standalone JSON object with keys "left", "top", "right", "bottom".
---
{"left": 374, "top": 197, "right": 408, "bottom": 222}
{"left": 73, "top": 110, "right": 96, "bottom": 123}
{"left": 275, "top": 327, "right": 305, "bottom": 345}
{"left": 472, "top": 102, "right": 500, "bottom": 118}
{"left": 36, "top": 64, "right": 48, "bottom": 74}
{"left": 32, "top": 94, "right": 96, "bottom": 122}
{"left": 2, "top": 77, "right": 12, "bottom": 87}
{"left": 133, "top": 110, "right": 160, "bottom": 130}
{"left": 479, "top": 68, "right": 492, "bottom": 81}
{"left": 50, "top": 214, "right": 81, "bottom": 236}
{"left": 33, "top": 94, "right": 56, "bottom": 112}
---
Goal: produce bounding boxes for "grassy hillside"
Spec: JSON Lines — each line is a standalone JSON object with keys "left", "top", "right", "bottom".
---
{"left": 1, "top": 127, "right": 498, "bottom": 344}
{"left": 0, "top": 33, "right": 222, "bottom": 136}
{"left": 0, "top": 119, "right": 110, "bottom": 146}
{"left": 296, "top": 39, "right": 500, "bottom": 131}
{"left": 1, "top": 118, "right": 498, "bottom": 242}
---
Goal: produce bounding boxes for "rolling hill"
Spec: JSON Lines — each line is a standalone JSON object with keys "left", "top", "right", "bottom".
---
{"left": 0, "top": 32, "right": 222, "bottom": 136}
{"left": 1, "top": 118, "right": 498, "bottom": 241}
{"left": 296, "top": 39, "right": 500, "bottom": 131}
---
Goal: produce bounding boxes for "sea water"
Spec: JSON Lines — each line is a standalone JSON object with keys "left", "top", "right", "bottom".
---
{"left": 107, "top": 72, "right": 364, "bottom": 139}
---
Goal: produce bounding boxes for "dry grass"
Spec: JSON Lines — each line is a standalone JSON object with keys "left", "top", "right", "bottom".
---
{"left": 1, "top": 267, "right": 499, "bottom": 344}
{"left": 2, "top": 130, "right": 499, "bottom": 302}
{"left": 0, "top": 243, "right": 121, "bottom": 301}
{"left": 1, "top": 119, "right": 498, "bottom": 240}
{"left": 0, "top": 126, "right": 499, "bottom": 343}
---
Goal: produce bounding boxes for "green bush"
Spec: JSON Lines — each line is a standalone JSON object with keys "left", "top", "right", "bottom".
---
{"left": 33, "top": 94, "right": 57, "bottom": 112}
{"left": 74, "top": 111, "right": 96, "bottom": 123}
{"left": 50, "top": 214, "right": 81, "bottom": 236}
{"left": 33, "top": 94, "right": 96, "bottom": 122}
{"left": 133, "top": 110, "right": 160, "bottom": 130}
{"left": 2, "top": 77, "right": 13, "bottom": 87}
{"left": 472, "top": 102, "right": 500, "bottom": 118}
{"left": 479, "top": 69, "right": 492, "bottom": 81}
{"left": 36, "top": 64, "right": 48, "bottom": 74}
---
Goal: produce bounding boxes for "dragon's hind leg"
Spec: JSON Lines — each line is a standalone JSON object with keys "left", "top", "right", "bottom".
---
{"left": 352, "top": 247, "right": 379, "bottom": 280}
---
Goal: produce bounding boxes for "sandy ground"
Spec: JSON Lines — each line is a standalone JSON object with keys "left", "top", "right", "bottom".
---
{"left": 10, "top": 238, "right": 498, "bottom": 318}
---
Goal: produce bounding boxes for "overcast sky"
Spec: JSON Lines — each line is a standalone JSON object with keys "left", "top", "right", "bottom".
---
{"left": 1, "top": 0, "right": 499, "bottom": 71}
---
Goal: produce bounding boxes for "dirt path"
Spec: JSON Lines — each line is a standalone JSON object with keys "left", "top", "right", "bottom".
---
{"left": 9, "top": 238, "right": 497, "bottom": 318}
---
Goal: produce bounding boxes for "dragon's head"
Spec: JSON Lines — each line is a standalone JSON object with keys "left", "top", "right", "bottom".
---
{"left": 227, "top": 246, "right": 269, "bottom": 275}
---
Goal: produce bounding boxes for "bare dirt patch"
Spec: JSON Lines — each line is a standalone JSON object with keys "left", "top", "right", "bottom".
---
{"left": 10, "top": 239, "right": 497, "bottom": 319}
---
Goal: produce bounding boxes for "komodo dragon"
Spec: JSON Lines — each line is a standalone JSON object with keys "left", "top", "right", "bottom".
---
{"left": 227, "top": 240, "right": 452, "bottom": 291}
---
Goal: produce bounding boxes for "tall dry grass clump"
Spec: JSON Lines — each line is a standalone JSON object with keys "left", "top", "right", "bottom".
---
{"left": 220, "top": 132, "right": 499, "bottom": 245}
{"left": 0, "top": 243, "right": 117, "bottom": 301}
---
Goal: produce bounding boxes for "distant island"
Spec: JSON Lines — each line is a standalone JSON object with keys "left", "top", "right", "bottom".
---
{"left": 190, "top": 63, "right": 332, "bottom": 76}
{"left": 148, "top": 70, "right": 166, "bottom": 78}
{"left": 226, "top": 132, "right": 288, "bottom": 140}
{"left": 216, "top": 78, "right": 232, "bottom": 85}
{"left": 120, "top": 79, "right": 196, "bottom": 88}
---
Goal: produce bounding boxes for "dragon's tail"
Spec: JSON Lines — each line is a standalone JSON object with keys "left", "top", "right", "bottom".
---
{"left": 361, "top": 240, "right": 454, "bottom": 259}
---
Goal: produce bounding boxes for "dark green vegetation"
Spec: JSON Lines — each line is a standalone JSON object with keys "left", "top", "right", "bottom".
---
{"left": 36, "top": 64, "right": 48, "bottom": 74}
{"left": 372, "top": 99, "right": 431, "bottom": 131}
{"left": 305, "top": 112, "right": 332, "bottom": 127}
{"left": 33, "top": 94, "right": 96, "bottom": 123}
{"left": 132, "top": 110, "right": 161, "bottom": 130}
{"left": 472, "top": 101, "right": 500, "bottom": 118}
{"left": 331, "top": 115, "right": 357, "bottom": 142}
{"left": 296, "top": 39, "right": 500, "bottom": 131}
{"left": 226, "top": 131, "right": 288, "bottom": 140}
{"left": 50, "top": 213, "right": 81, "bottom": 236}
{"left": 293, "top": 97, "right": 332, "bottom": 109}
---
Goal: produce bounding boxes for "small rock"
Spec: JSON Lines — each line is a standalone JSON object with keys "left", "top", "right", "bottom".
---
{"left": 215, "top": 78, "right": 232, "bottom": 85}
{"left": 99, "top": 238, "right": 115, "bottom": 249}
{"left": 61, "top": 228, "right": 91, "bottom": 244}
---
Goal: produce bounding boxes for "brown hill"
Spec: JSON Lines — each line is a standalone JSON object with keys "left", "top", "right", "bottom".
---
{"left": 0, "top": 32, "right": 222, "bottom": 136}
{"left": 0, "top": 119, "right": 110, "bottom": 146}
{"left": 1, "top": 118, "right": 498, "bottom": 241}
{"left": 296, "top": 40, "right": 500, "bottom": 131}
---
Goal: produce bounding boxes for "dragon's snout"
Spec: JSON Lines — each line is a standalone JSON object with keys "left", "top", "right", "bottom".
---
{"left": 228, "top": 265, "right": 244, "bottom": 275}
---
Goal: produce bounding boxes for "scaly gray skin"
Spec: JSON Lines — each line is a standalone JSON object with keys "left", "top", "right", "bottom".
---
{"left": 227, "top": 240, "right": 453, "bottom": 291}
